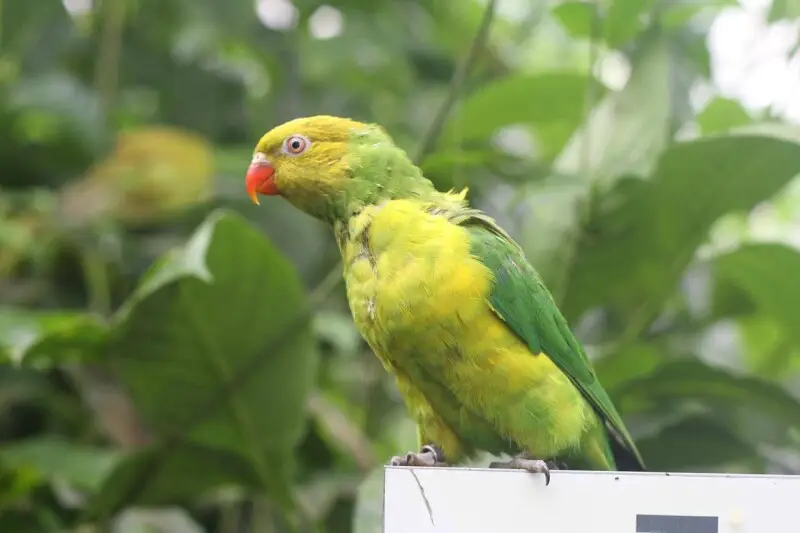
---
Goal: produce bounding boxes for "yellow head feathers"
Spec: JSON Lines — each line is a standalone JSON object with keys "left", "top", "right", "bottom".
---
{"left": 245, "top": 115, "right": 442, "bottom": 222}
{"left": 245, "top": 115, "right": 369, "bottom": 213}
{"left": 253, "top": 115, "right": 367, "bottom": 155}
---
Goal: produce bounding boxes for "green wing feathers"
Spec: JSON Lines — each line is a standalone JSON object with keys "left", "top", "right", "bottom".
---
{"left": 461, "top": 215, "right": 646, "bottom": 471}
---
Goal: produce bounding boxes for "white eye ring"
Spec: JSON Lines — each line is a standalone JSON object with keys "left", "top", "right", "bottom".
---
{"left": 282, "top": 134, "right": 311, "bottom": 156}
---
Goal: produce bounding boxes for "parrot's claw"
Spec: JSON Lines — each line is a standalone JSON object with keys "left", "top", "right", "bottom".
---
{"left": 489, "top": 456, "right": 555, "bottom": 485}
{"left": 389, "top": 444, "right": 447, "bottom": 467}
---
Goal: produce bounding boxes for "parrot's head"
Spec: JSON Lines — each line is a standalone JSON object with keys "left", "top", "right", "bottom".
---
{"left": 245, "top": 115, "right": 437, "bottom": 222}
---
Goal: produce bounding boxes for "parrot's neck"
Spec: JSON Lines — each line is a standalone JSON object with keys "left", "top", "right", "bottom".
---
{"left": 327, "top": 150, "right": 459, "bottom": 223}
{"left": 301, "top": 140, "right": 468, "bottom": 224}
{"left": 339, "top": 180, "right": 462, "bottom": 222}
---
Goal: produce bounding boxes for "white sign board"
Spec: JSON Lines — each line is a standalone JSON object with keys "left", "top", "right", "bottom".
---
{"left": 383, "top": 466, "right": 800, "bottom": 533}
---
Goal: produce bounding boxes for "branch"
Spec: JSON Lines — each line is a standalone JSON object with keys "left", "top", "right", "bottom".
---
{"left": 413, "top": 0, "right": 498, "bottom": 165}
{"left": 307, "top": 392, "right": 378, "bottom": 472}
{"left": 80, "top": 246, "right": 112, "bottom": 316}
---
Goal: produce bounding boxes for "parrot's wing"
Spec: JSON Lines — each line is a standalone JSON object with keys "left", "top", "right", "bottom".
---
{"left": 460, "top": 214, "right": 645, "bottom": 470}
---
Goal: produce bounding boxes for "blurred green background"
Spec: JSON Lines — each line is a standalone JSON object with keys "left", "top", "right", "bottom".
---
{"left": 3, "top": 0, "right": 800, "bottom": 531}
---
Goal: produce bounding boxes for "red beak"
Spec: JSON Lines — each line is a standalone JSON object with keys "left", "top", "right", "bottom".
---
{"left": 245, "top": 160, "right": 278, "bottom": 205}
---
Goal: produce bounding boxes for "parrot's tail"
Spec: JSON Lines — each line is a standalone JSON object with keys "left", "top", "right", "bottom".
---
{"left": 610, "top": 437, "right": 646, "bottom": 472}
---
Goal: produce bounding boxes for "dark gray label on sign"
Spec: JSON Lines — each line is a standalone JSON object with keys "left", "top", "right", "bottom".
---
{"left": 636, "top": 515, "right": 719, "bottom": 533}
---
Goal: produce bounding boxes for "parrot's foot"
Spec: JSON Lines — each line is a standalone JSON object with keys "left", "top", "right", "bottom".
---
{"left": 489, "top": 455, "right": 562, "bottom": 485}
{"left": 390, "top": 444, "right": 448, "bottom": 467}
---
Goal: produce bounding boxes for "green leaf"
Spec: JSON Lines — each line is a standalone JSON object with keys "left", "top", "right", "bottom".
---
{"left": 661, "top": 0, "right": 738, "bottom": 28}
{"left": 554, "top": 32, "right": 672, "bottom": 188}
{"left": 594, "top": 343, "right": 664, "bottom": 394}
{"left": 711, "top": 265, "right": 759, "bottom": 320}
{"left": 551, "top": 2, "right": 597, "bottom": 39}
{"left": 737, "top": 314, "right": 800, "bottom": 380}
{"left": 0, "top": 308, "right": 107, "bottom": 366}
{"left": 0, "top": 458, "right": 42, "bottom": 506}
{"left": 715, "top": 244, "right": 800, "bottom": 350}
{"left": 697, "top": 98, "right": 752, "bottom": 135}
{"left": 0, "top": 437, "right": 121, "bottom": 492}
{"left": 446, "top": 73, "right": 603, "bottom": 148}
{"left": 107, "top": 209, "right": 319, "bottom": 506}
{"left": 635, "top": 414, "right": 758, "bottom": 472}
{"left": 768, "top": 0, "right": 800, "bottom": 22}
{"left": 521, "top": 34, "right": 672, "bottom": 300}
{"left": 85, "top": 444, "right": 263, "bottom": 518}
{"left": 562, "top": 135, "right": 800, "bottom": 325}
{"left": 603, "top": 0, "right": 655, "bottom": 49}
{"left": 616, "top": 359, "right": 800, "bottom": 446}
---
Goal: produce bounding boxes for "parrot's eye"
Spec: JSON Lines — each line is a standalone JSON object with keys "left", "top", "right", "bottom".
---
{"left": 282, "top": 134, "right": 311, "bottom": 156}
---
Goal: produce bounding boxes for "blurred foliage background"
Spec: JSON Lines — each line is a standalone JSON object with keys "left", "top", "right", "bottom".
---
{"left": 3, "top": 0, "right": 800, "bottom": 531}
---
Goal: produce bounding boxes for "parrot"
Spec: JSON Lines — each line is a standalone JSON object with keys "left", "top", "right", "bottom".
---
{"left": 245, "top": 115, "right": 645, "bottom": 483}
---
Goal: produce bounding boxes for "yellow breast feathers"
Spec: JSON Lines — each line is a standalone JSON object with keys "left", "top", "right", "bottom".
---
{"left": 339, "top": 200, "right": 490, "bottom": 357}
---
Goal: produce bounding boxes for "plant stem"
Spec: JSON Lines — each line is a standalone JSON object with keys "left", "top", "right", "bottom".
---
{"left": 81, "top": 247, "right": 111, "bottom": 316}
{"left": 94, "top": 0, "right": 126, "bottom": 117}
{"left": 414, "top": 0, "right": 497, "bottom": 165}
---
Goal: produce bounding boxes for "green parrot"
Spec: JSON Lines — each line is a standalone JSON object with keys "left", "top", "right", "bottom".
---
{"left": 245, "top": 116, "right": 645, "bottom": 483}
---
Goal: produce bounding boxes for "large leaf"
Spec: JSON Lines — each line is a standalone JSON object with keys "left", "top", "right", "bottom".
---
{"left": 552, "top": 0, "right": 734, "bottom": 46}
{"left": 517, "top": 33, "right": 672, "bottom": 299}
{"left": 615, "top": 359, "right": 800, "bottom": 447}
{"left": 635, "top": 414, "right": 759, "bottom": 472}
{"left": 554, "top": 31, "right": 672, "bottom": 188}
{"left": 594, "top": 342, "right": 664, "bottom": 393}
{"left": 697, "top": 97, "right": 752, "bottom": 135}
{"left": 0, "top": 308, "right": 107, "bottom": 366}
{"left": 603, "top": 0, "right": 654, "bottom": 49}
{"left": 105, "top": 210, "right": 319, "bottom": 506}
{"left": 737, "top": 314, "right": 800, "bottom": 380}
{"left": 0, "top": 437, "right": 121, "bottom": 493}
{"left": 551, "top": 2, "right": 597, "bottom": 39}
{"left": 562, "top": 135, "right": 800, "bottom": 325}
{"left": 715, "top": 244, "right": 800, "bottom": 349}
{"left": 85, "top": 444, "right": 264, "bottom": 519}
{"left": 445, "top": 73, "right": 604, "bottom": 151}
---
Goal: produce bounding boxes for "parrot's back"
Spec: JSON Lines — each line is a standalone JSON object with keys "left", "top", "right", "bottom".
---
{"left": 335, "top": 197, "right": 636, "bottom": 470}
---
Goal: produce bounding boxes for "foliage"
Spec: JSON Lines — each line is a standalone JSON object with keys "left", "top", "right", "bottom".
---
{"left": 2, "top": 0, "right": 800, "bottom": 532}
